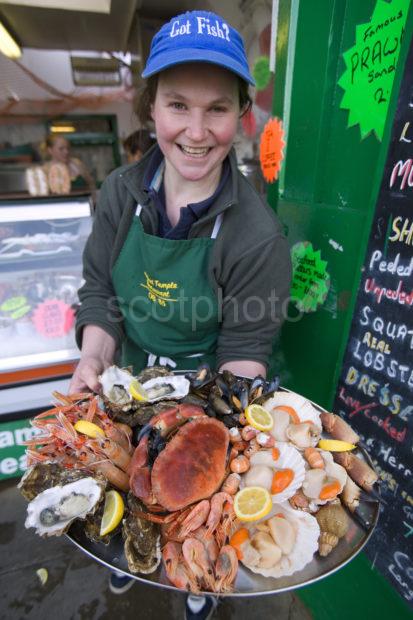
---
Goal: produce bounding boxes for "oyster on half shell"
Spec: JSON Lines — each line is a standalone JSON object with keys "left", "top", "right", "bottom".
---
{"left": 142, "top": 375, "right": 190, "bottom": 403}
{"left": 25, "top": 477, "right": 105, "bottom": 537}
{"left": 18, "top": 463, "right": 95, "bottom": 502}
{"left": 99, "top": 366, "right": 135, "bottom": 413}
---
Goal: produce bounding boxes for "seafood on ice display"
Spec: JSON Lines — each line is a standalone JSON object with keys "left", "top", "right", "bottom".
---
{"left": 19, "top": 365, "right": 380, "bottom": 595}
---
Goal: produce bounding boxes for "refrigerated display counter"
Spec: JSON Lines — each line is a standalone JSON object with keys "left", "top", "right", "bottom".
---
{"left": 0, "top": 194, "right": 93, "bottom": 478}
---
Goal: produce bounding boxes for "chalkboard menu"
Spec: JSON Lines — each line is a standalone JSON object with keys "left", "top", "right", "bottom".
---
{"left": 333, "top": 34, "right": 413, "bottom": 608}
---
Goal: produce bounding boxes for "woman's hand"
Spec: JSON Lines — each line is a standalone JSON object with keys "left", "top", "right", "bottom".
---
{"left": 69, "top": 325, "right": 117, "bottom": 394}
{"left": 69, "top": 355, "right": 107, "bottom": 394}
{"left": 219, "top": 360, "right": 266, "bottom": 379}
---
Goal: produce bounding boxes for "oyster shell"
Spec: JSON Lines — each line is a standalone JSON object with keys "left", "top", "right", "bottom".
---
{"left": 25, "top": 477, "right": 105, "bottom": 537}
{"left": 122, "top": 494, "right": 161, "bottom": 574}
{"left": 99, "top": 366, "right": 135, "bottom": 412}
{"left": 18, "top": 463, "right": 93, "bottom": 502}
{"left": 136, "top": 365, "right": 174, "bottom": 384}
{"left": 142, "top": 375, "right": 190, "bottom": 403}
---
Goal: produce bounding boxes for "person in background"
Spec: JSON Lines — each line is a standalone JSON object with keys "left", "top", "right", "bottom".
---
{"left": 123, "top": 129, "right": 156, "bottom": 163}
{"left": 70, "top": 9, "right": 291, "bottom": 617}
{"left": 42, "top": 134, "right": 95, "bottom": 194}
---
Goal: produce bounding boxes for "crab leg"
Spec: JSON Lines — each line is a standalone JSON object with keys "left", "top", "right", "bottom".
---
{"left": 333, "top": 452, "right": 378, "bottom": 491}
{"left": 148, "top": 403, "right": 206, "bottom": 437}
{"left": 320, "top": 412, "right": 360, "bottom": 444}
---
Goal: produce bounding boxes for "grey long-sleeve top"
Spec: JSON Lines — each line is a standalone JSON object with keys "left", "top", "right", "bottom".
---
{"left": 75, "top": 148, "right": 292, "bottom": 369}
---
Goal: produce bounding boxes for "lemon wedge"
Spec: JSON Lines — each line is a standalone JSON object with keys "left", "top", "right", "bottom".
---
{"left": 318, "top": 439, "right": 356, "bottom": 452}
{"left": 36, "top": 568, "right": 48, "bottom": 586}
{"left": 245, "top": 404, "right": 274, "bottom": 432}
{"left": 129, "top": 379, "right": 149, "bottom": 402}
{"left": 234, "top": 486, "right": 272, "bottom": 522}
{"left": 100, "top": 490, "right": 125, "bottom": 536}
{"left": 74, "top": 420, "right": 105, "bottom": 438}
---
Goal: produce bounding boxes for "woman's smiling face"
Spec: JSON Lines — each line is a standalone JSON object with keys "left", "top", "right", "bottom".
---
{"left": 151, "top": 63, "right": 240, "bottom": 184}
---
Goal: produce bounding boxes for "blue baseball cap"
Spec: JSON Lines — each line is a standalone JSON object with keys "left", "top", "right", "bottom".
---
{"left": 142, "top": 11, "right": 255, "bottom": 86}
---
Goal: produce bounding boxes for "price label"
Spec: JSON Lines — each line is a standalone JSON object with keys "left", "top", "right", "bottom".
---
{"left": 32, "top": 299, "right": 75, "bottom": 338}
{"left": 259, "top": 117, "right": 285, "bottom": 183}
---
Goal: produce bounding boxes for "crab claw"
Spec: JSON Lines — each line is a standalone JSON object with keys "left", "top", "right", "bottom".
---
{"left": 351, "top": 506, "right": 378, "bottom": 531}
{"left": 333, "top": 452, "right": 378, "bottom": 491}
{"left": 320, "top": 412, "right": 360, "bottom": 445}
{"left": 150, "top": 404, "right": 205, "bottom": 437}
{"left": 129, "top": 436, "right": 156, "bottom": 504}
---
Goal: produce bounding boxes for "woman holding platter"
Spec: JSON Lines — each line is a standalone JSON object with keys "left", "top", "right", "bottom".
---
{"left": 69, "top": 10, "right": 291, "bottom": 613}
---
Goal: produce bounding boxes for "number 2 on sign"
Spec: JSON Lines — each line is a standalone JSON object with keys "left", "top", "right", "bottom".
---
{"left": 374, "top": 87, "right": 387, "bottom": 104}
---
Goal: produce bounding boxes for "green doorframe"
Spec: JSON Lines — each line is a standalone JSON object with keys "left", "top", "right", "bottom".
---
{"left": 268, "top": 1, "right": 413, "bottom": 617}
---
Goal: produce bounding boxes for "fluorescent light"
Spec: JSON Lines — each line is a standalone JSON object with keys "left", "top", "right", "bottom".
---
{"left": 50, "top": 125, "right": 76, "bottom": 133}
{"left": 0, "top": 1, "right": 111, "bottom": 13}
{"left": 0, "top": 21, "right": 21, "bottom": 59}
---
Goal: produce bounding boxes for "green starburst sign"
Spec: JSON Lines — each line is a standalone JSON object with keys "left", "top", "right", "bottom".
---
{"left": 252, "top": 56, "right": 271, "bottom": 91}
{"left": 338, "top": 0, "right": 409, "bottom": 140}
{"left": 291, "top": 242, "right": 330, "bottom": 313}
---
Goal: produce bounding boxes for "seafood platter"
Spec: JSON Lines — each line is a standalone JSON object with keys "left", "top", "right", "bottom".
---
{"left": 19, "top": 366, "right": 380, "bottom": 596}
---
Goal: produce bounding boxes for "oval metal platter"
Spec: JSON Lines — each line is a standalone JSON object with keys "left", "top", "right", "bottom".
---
{"left": 66, "top": 383, "right": 380, "bottom": 597}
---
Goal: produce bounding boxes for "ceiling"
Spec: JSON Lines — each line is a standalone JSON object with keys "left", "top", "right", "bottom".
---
{"left": 0, "top": 0, "right": 198, "bottom": 54}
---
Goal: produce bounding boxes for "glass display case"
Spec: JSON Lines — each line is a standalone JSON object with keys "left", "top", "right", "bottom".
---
{"left": 0, "top": 195, "right": 92, "bottom": 379}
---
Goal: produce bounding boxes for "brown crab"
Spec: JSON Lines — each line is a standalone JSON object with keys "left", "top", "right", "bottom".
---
{"left": 129, "top": 404, "right": 229, "bottom": 512}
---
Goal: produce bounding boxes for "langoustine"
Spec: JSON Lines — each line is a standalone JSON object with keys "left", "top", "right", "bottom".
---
{"left": 24, "top": 393, "right": 132, "bottom": 491}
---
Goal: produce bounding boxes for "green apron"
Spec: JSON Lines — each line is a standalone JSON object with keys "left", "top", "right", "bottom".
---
{"left": 112, "top": 201, "right": 223, "bottom": 374}
{"left": 71, "top": 175, "right": 88, "bottom": 191}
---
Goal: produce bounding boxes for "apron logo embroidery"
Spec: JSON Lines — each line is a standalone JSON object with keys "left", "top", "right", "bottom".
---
{"left": 140, "top": 271, "right": 179, "bottom": 307}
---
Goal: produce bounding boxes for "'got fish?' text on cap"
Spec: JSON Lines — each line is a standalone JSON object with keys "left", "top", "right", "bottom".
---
{"left": 170, "top": 16, "right": 231, "bottom": 42}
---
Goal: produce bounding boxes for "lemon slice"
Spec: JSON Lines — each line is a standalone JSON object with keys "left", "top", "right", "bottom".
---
{"left": 234, "top": 486, "right": 272, "bottom": 522}
{"left": 74, "top": 420, "right": 105, "bottom": 438}
{"left": 129, "top": 379, "right": 149, "bottom": 402}
{"left": 245, "top": 404, "right": 274, "bottom": 432}
{"left": 318, "top": 439, "right": 356, "bottom": 452}
{"left": 100, "top": 490, "right": 125, "bottom": 536}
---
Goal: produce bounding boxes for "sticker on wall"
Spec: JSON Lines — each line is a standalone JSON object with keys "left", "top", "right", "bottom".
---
{"left": 259, "top": 117, "right": 285, "bottom": 183}
{"left": 338, "top": 0, "right": 409, "bottom": 140}
{"left": 290, "top": 242, "right": 331, "bottom": 313}
{"left": 32, "top": 299, "right": 75, "bottom": 338}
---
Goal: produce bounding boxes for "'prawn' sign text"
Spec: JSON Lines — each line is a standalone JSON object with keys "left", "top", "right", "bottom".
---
{"left": 338, "top": 0, "right": 409, "bottom": 140}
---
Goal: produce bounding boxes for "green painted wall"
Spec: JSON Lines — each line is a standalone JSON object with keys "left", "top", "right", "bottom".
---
{"left": 268, "top": 0, "right": 413, "bottom": 617}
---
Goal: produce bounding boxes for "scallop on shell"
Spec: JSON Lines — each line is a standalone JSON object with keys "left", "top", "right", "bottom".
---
{"left": 142, "top": 375, "right": 190, "bottom": 403}
{"left": 263, "top": 391, "right": 322, "bottom": 430}
{"left": 244, "top": 442, "right": 306, "bottom": 503}
{"left": 244, "top": 502, "right": 320, "bottom": 578}
{"left": 302, "top": 452, "right": 348, "bottom": 506}
{"left": 25, "top": 477, "right": 105, "bottom": 537}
